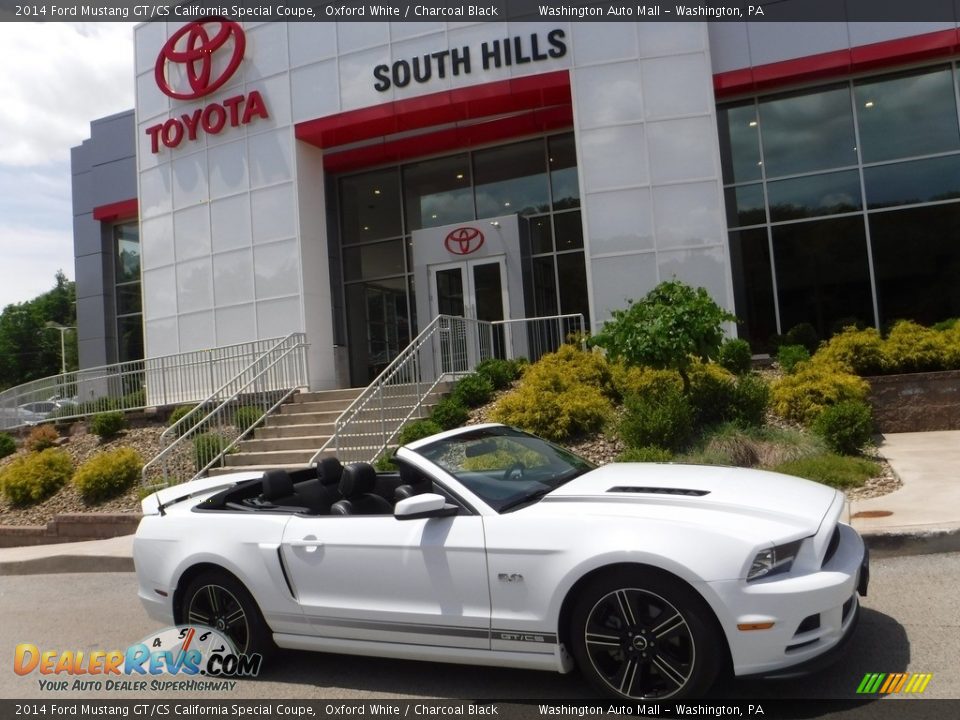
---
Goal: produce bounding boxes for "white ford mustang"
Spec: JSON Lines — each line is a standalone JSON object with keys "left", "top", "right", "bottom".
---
{"left": 134, "top": 423, "right": 868, "bottom": 699}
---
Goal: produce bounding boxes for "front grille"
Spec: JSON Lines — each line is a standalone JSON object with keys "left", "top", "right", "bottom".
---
{"left": 794, "top": 613, "right": 821, "bottom": 635}
{"left": 607, "top": 486, "right": 710, "bottom": 497}
{"left": 785, "top": 638, "right": 820, "bottom": 652}
{"left": 842, "top": 596, "right": 855, "bottom": 621}
{"left": 822, "top": 526, "right": 841, "bottom": 567}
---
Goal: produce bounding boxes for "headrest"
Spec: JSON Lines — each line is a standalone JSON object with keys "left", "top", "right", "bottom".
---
{"left": 317, "top": 457, "right": 344, "bottom": 487}
{"left": 339, "top": 462, "right": 377, "bottom": 497}
{"left": 261, "top": 469, "right": 294, "bottom": 500}
{"left": 399, "top": 462, "right": 428, "bottom": 486}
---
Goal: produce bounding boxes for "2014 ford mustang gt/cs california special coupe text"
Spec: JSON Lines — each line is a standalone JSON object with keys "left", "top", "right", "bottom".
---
{"left": 134, "top": 424, "right": 869, "bottom": 699}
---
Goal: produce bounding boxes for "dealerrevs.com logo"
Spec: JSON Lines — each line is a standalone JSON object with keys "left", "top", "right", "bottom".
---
{"left": 13, "top": 625, "right": 261, "bottom": 692}
{"left": 146, "top": 19, "right": 269, "bottom": 154}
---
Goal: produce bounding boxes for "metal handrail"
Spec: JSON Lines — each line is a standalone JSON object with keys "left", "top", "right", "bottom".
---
{"left": 309, "top": 313, "right": 585, "bottom": 465}
{"left": 141, "top": 333, "right": 309, "bottom": 486}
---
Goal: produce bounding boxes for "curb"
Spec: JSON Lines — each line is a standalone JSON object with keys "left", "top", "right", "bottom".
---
{"left": 0, "top": 554, "right": 134, "bottom": 576}
{"left": 862, "top": 525, "right": 960, "bottom": 559}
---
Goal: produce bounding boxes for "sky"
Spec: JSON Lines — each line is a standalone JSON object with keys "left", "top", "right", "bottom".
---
{"left": 0, "top": 22, "right": 136, "bottom": 310}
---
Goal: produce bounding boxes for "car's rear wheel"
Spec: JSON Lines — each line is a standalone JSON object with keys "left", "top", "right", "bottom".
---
{"left": 181, "top": 570, "right": 273, "bottom": 657}
{"left": 570, "top": 569, "right": 723, "bottom": 700}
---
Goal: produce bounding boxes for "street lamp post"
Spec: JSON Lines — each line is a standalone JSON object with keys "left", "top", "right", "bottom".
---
{"left": 44, "top": 322, "right": 75, "bottom": 375}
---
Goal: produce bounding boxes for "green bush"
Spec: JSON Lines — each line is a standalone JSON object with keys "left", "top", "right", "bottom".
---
{"left": 233, "top": 406, "right": 262, "bottom": 433}
{"left": 616, "top": 446, "right": 673, "bottom": 463}
{"left": 25, "top": 424, "right": 59, "bottom": 452}
{"left": 731, "top": 373, "right": 770, "bottom": 428}
{"left": 771, "top": 361, "right": 870, "bottom": 425}
{"left": 397, "top": 419, "right": 443, "bottom": 445}
{"left": 590, "top": 281, "right": 736, "bottom": 390}
{"left": 777, "top": 345, "right": 810, "bottom": 374}
{"left": 619, "top": 384, "right": 695, "bottom": 452}
{"left": 610, "top": 364, "right": 682, "bottom": 402}
{"left": 168, "top": 405, "right": 200, "bottom": 438}
{"left": 773, "top": 453, "right": 879, "bottom": 490}
{"left": 882, "top": 320, "right": 948, "bottom": 373}
{"left": 784, "top": 322, "right": 820, "bottom": 354}
{"left": 451, "top": 373, "right": 494, "bottom": 408}
{"left": 475, "top": 358, "right": 522, "bottom": 390}
{"left": 430, "top": 397, "right": 469, "bottom": 430}
{"left": 718, "top": 338, "right": 752, "bottom": 375}
{"left": 815, "top": 327, "right": 884, "bottom": 375}
{"left": 492, "top": 381, "right": 610, "bottom": 442}
{"left": 812, "top": 400, "right": 874, "bottom": 455}
{"left": 72, "top": 447, "right": 142, "bottom": 503}
{"left": 0, "top": 449, "right": 73, "bottom": 505}
{"left": 374, "top": 452, "right": 396, "bottom": 472}
{"left": 687, "top": 362, "right": 738, "bottom": 427}
{"left": 0, "top": 432, "right": 16, "bottom": 460}
{"left": 89, "top": 411, "right": 126, "bottom": 440}
{"left": 933, "top": 318, "right": 958, "bottom": 331}
{"left": 193, "top": 433, "right": 228, "bottom": 472}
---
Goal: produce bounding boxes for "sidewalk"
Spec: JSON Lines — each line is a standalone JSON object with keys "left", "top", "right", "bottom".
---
{"left": 1, "top": 431, "right": 958, "bottom": 575}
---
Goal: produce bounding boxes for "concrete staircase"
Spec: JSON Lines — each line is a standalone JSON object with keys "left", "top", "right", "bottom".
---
{"left": 209, "top": 385, "right": 447, "bottom": 475}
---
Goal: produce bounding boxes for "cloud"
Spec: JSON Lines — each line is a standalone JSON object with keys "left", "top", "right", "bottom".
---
{"left": 0, "top": 223, "right": 74, "bottom": 311}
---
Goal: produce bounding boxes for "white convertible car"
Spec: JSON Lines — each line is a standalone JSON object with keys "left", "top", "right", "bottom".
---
{"left": 134, "top": 423, "right": 868, "bottom": 699}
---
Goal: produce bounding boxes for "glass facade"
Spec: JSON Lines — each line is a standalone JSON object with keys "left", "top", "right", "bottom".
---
{"left": 719, "top": 64, "right": 960, "bottom": 350}
{"left": 337, "top": 133, "right": 587, "bottom": 384}
{"left": 114, "top": 222, "right": 143, "bottom": 363}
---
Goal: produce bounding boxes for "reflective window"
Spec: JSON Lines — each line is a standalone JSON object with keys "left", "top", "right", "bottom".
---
{"left": 759, "top": 85, "right": 857, "bottom": 177}
{"left": 724, "top": 184, "right": 766, "bottom": 228}
{"left": 474, "top": 139, "right": 550, "bottom": 218}
{"left": 869, "top": 204, "right": 960, "bottom": 325}
{"left": 340, "top": 169, "right": 402, "bottom": 244}
{"left": 343, "top": 240, "right": 405, "bottom": 281}
{"left": 728, "top": 228, "right": 777, "bottom": 352}
{"left": 767, "top": 170, "right": 862, "bottom": 222}
{"left": 345, "top": 278, "right": 411, "bottom": 384}
{"left": 549, "top": 134, "right": 580, "bottom": 210}
{"left": 403, "top": 155, "right": 473, "bottom": 231}
{"left": 855, "top": 66, "right": 960, "bottom": 163}
{"left": 556, "top": 252, "right": 589, "bottom": 319}
{"left": 554, "top": 211, "right": 584, "bottom": 250}
{"left": 114, "top": 222, "right": 143, "bottom": 363}
{"left": 772, "top": 217, "right": 875, "bottom": 337}
{"left": 864, "top": 155, "right": 960, "bottom": 209}
{"left": 528, "top": 215, "right": 553, "bottom": 254}
{"left": 531, "top": 256, "right": 559, "bottom": 316}
{"left": 117, "top": 316, "right": 144, "bottom": 366}
{"left": 115, "top": 224, "right": 140, "bottom": 283}
{"left": 717, "top": 102, "right": 762, "bottom": 184}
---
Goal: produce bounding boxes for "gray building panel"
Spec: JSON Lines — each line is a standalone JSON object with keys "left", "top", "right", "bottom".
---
{"left": 90, "top": 158, "right": 137, "bottom": 210}
{"left": 707, "top": 22, "right": 752, "bottom": 74}
{"left": 72, "top": 213, "right": 101, "bottom": 259}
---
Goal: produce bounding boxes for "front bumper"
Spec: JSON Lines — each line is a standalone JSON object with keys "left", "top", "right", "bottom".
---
{"left": 710, "top": 522, "right": 868, "bottom": 677}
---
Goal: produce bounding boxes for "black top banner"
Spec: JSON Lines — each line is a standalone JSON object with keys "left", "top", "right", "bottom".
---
{"left": 3, "top": 0, "right": 960, "bottom": 22}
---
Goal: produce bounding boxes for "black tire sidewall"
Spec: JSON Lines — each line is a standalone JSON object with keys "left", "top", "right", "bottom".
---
{"left": 181, "top": 569, "right": 274, "bottom": 658}
{"left": 570, "top": 568, "right": 723, "bottom": 700}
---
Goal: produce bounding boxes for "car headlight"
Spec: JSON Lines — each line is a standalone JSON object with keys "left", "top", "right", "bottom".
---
{"left": 747, "top": 539, "right": 804, "bottom": 581}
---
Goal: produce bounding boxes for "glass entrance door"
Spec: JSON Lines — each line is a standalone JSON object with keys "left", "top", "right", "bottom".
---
{"left": 430, "top": 257, "right": 510, "bottom": 363}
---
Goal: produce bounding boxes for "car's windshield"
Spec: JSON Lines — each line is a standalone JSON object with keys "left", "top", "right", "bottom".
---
{"left": 417, "top": 426, "right": 595, "bottom": 513}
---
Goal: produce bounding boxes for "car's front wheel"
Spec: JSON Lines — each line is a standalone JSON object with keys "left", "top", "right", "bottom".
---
{"left": 570, "top": 569, "right": 723, "bottom": 700}
{"left": 181, "top": 570, "right": 274, "bottom": 657}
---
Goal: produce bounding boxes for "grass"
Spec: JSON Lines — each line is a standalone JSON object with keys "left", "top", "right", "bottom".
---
{"left": 675, "top": 422, "right": 824, "bottom": 469}
{"left": 772, "top": 454, "right": 881, "bottom": 490}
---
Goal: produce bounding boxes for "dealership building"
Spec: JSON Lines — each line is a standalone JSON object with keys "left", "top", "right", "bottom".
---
{"left": 73, "top": 19, "right": 960, "bottom": 390}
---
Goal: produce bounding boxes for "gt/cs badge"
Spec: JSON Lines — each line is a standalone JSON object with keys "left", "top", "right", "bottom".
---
{"left": 498, "top": 573, "right": 523, "bottom": 583}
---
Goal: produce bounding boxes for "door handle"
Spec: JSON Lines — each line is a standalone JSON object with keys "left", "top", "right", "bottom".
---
{"left": 288, "top": 539, "right": 324, "bottom": 552}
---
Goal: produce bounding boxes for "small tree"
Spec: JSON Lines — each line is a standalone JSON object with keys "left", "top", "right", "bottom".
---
{"left": 590, "top": 281, "right": 736, "bottom": 392}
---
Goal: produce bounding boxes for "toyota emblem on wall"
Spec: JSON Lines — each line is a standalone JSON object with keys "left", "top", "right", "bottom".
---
{"left": 155, "top": 20, "right": 246, "bottom": 100}
{"left": 444, "top": 227, "right": 485, "bottom": 255}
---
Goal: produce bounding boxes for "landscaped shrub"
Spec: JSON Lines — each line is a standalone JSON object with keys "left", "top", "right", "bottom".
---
{"left": 619, "top": 384, "right": 695, "bottom": 452}
{"left": 25, "top": 424, "right": 59, "bottom": 452}
{"left": 771, "top": 362, "right": 869, "bottom": 426}
{"left": 815, "top": 327, "right": 884, "bottom": 375}
{"left": 882, "top": 320, "right": 948, "bottom": 373}
{"left": 430, "top": 397, "right": 469, "bottom": 430}
{"left": 72, "top": 447, "right": 142, "bottom": 503}
{"left": 610, "top": 364, "right": 682, "bottom": 402}
{"left": 233, "top": 406, "right": 262, "bottom": 433}
{"left": 933, "top": 318, "right": 958, "bottom": 331}
{"left": 812, "top": 400, "right": 874, "bottom": 455}
{"left": 718, "top": 338, "right": 752, "bottom": 375}
{"left": 89, "top": 411, "right": 126, "bottom": 440}
{"left": 397, "top": 419, "right": 443, "bottom": 445}
{"left": 783, "top": 322, "right": 820, "bottom": 354}
{"left": 773, "top": 453, "right": 879, "bottom": 490}
{"left": 687, "top": 362, "right": 737, "bottom": 427}
{"left": 193, "top": 433, "right": 228, "bottom": 472}
{"left": 0, "top": 449, "right": 73, "bottom": 505}
{"left": 730, "top": 373, "right": 770, "bottom": 428}
{"left": 374, "top": 452, "right": 396, "bottom": 472}
{"left": 451, "top": 373, "right": 494, "bottom": 408}
{"left": 475, "top": 358, "right": 522, "bottom": 390}
{"left": 530, "top": 345, "right": 615, "bottom": 396}
{"left": 616, "top": 446, "right": 673, "bottom": 463}
{"left": 943, "top": 324, "right": 960, "bottom": 368}
{"left": 0, "top": 432, "right": 15, "bottom": 459}
{"left": 492, "top": 381, "right": 611, "bottom": 442}
{"left": 590, "top": 280, "right": 736, "bottom": 390}
{"left": 776, "top": 344, "right": 811, "bottom": 374}
{"left": 168, "top": 405, "right": 200, "bottom": 438}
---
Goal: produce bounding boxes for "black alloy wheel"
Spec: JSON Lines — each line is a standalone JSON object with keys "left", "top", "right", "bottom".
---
{"left": 181, "top": 570, "right": 274, "bottom": 657}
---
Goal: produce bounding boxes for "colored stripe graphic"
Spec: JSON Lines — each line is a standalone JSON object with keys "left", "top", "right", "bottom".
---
{"left": 857, "top": 672, "right": 932, "bottom": 694}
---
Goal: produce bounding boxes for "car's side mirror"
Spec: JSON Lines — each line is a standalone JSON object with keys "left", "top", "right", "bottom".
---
{"left": 394, "top": 493, "right": 459, "bottom": 520}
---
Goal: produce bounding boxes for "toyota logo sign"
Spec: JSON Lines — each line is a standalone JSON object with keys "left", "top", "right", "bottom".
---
{"left": 444, "top": 227, "right": 485, "bottom": 255}
{"left": 155, "top": 20, "right": 246, "bottom": 100}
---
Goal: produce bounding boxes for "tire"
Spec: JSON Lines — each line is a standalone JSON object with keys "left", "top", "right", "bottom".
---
{"left": 570, "top": 568, "right": 723, "bottom": 700}
{"left": 181, "top": 570, "right": 275, "bottom": 658}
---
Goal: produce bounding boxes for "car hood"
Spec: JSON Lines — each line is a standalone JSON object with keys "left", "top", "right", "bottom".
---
{"left": 539, "top": 462, "right": 840, "bottom": 537}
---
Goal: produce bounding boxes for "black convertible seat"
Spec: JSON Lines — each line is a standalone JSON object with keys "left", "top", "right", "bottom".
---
{"left": 295, "top": 458, "right": 346, "bottom": 515}
{"left": 316, "top": 457, "right": 344, "bottom": 487}
{"left": 394, "top": 462, "right": 431, "bottom": 501}
{"left": 261, "top": 469, "right": 295, "bottom": 501}
{"left": 331, "top": 463, "right": 393, "bottom": 516}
